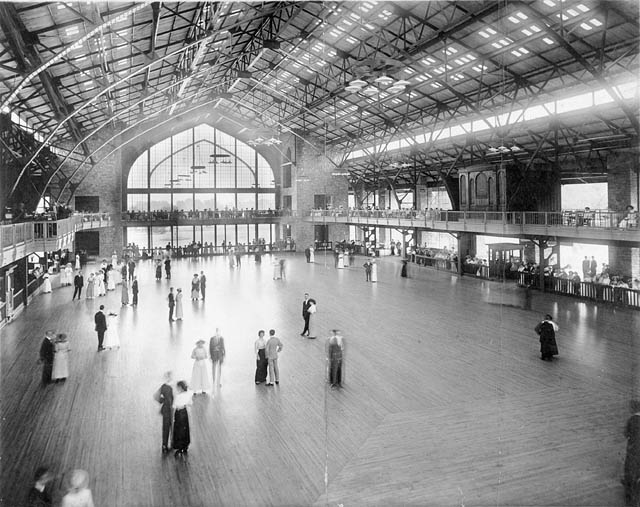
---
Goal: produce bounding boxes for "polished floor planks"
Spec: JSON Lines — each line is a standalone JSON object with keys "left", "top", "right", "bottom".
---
{"left": 1, "top": 254, "right": 638, "bottom": 506}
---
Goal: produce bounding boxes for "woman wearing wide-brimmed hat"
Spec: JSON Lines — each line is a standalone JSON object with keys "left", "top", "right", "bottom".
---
{"left": 190, "top": 340, "right": 211, "bottom": 394}
{"left": 61, "top": 469, "right": 94, "bottom": 507}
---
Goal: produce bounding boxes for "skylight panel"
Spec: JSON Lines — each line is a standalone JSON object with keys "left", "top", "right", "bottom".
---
{"left": 360, "top": 2, "right": 374, "bottom": 11}
{"left": 576, "top": 4, "right": 590, "bottom": 12}
{"left": 66, "top": 26, "right": 79, "bottom": 36}
{"left": 472, "top": 64, "right": 487, "bottom": 73}
{"left": 327, "top": 50, "right": 336, "bottom": 58}
{"left": 391, "top": 98, "right": 402, "bottom": 105}
{"left": 466, "top": 54, "right": 476, "bottom": 60}
{"left": 543, "top": 0, "right": 556, "bottom": 6}
{"left": 422, "top": 57, "right": 437, "bottom": 66}
{"left": 590, "top": 18, "right": 602, "bottom": 26}
{"left": 430, "top": 82, "right": 442, "bottom": 89}
{"left": 444, "top": 46, "right": 458, "bottom": 55}
{"left": 566, "top": 8, "right": 579, "bottom": 17}
{"left": 516, "top": 12, "right": 528, "bottom": 20}
{"left": 519, "top": 47, "right": 529, "bottom": 54}
{"left": 330, "top": 29, "right": 341, "bottom": 37}
{"left": 433, "top": 66, "right": 444, "bottom": 74}
{"left": 556, "top": 13, "right": 570, "bottom": 21}
{"left": 492, "top": 42, "right": 502, "bottom": 49}
{"left": 345, "top": 36, "right": 357, "bottom": 44}
{"left": 530, "top": 25, "right": 541, "bottom": 32}
{"left": 57, "top": 3, "right": 66, "bottom": 9}
{"left": 454, "top": 59, "right": 464, "bottom": 65}
{"left": 414, "top": 75, "right": 427, "bottom": 82}
{"left": 342, "top": 19, "right": 353, "bottom": 26}
{"left": 486, "top": 27, "right": 497, "bottom": 35}
{"left": 508, "top": 16, "right": 521, "bottom": 24}
{"left": 479, "top": 30, "right": 491, "bottom": 38}
{"left": 403, "top": 67, "right": 415, "bottom": 74}
{"left": 349, "top": 12, "right": 360, "bottom": 21}
{"left": 542, "top": 37, "right": 554, "bottom": 44}
{"left": 522, "top": 28, "right": 532, "bottom": 36}
{"left": 580, "top": 22, "right": 592, "bottom": 30}
{"left": 365, "top": 24, "right": 375, "bottom": 30}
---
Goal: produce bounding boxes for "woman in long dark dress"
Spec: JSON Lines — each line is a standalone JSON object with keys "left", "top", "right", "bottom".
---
{"left": 254, "top": 330, "right": 268, "bottom": 384}
{"left": 172, "top": 381, "right": 192, "bottom": 457}
{"left": 624, "top": 400, "right": 640, "bottom": 506}
{"left": 534, "top": 314, "right": 559, "bottom": 361}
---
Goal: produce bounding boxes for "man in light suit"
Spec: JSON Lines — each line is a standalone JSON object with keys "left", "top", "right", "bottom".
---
{"left": 94, "top": 305, "right": 107, "bottom": 351}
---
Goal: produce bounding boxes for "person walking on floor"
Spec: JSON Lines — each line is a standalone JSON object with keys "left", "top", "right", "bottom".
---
{"left": 209, "top": 328, "right": 226, "bottom": 387}
{"left": 534, "top": 314, "right": 559, "bottom": 361}
{"left": 39, "top": 330, "right": 56, "bottom": 385}
{"left": 131, "top": 277, "right": 138, "bottom": 306}
{"left": 61, "top": 469, "right": 94, "bottom": 507}
{"left": 175, "top": 288, "right": 184, "bottom": 320}
{"left": 190, "top": 340, "right": 211, "bottom": 394}
{"left": 301, "top": 293, "right": 316, "bottom": 337}
{"left": 254, "top": 330, "right": 268, "bottom": 384}
{"left": 190, "top": 274, "right": 200, "bottom": 301}
{"left": 172, "top": 380, "right": 192, "bottom": 457}
{"left": 155, "top": 371, "right": 174, "bottom": 454}
{"left": 27, "top": 466, "right": 53, "bottom": 506}
{"left": 72, "top": 271, "right": 84, "bottom": 300}
{"left": 363, "top": 259, "right": 372, "bottom": 282}
{"left": 155, "top": 261, "right": 162, "bottom": 281}
{"left": 168, "top": 288, "right": 175, "bottom": 322}
{"left": 326, "top": 330, "right": 345, "bottom": 388}
{"left": 265, "top": 329, "right": 283, "bottom": 386}
{"left": 199, "top": 271, "right": 207, "bottom": 301}
{"left": 623, "top": 399, "right": 640, "bottom": 506}
{"left": 121, "top": 278, "right": 129, "bottom": 306}
{"left": 51, "top": 333, "right": 70, "bottom": 383}
{"left": 128, "top": 259, "right": 135, "bottom": 281}
{"left": 94, "top": 305, "right": 107, "bottom": 352}
{"left": 164, "top": 258, "right": 171, "bottom": 279}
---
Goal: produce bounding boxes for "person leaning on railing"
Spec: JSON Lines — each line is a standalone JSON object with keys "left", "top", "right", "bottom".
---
{"left": 619, "top": 205, "right": 638, "bottom": 229}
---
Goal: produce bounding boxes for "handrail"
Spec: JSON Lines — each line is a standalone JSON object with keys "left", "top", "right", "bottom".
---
{"left": 306, "top": 208, "right": 638, "bottom": 230}
{"left": 121, "top": 210, "right": 295, "bottom": 221}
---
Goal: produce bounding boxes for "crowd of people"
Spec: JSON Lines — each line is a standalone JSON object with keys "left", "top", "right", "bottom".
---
{"left": 122, "top": 208, "right": 289, "bottom": 221}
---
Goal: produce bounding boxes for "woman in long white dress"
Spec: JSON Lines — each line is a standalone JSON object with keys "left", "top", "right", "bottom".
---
{"left": 102, "top": 315, "right": 120, "bottom": 349}
{"left": 96, "top": 270, "right": 105, "bottom": 296}
{"left": 371, "top": 259, "right": 378, "bottom": 282}
{"left": 309, "top": 247, "right": 315, "bottom": 263}
{"left": 190, "top": 340, "right": 211, "bottom": 394}
{"left": 42, "top": 273, "right": 52, "bottom": 293}
{"left": 175, "top": 288, "right": 184, "bottom": 320}
{"left": 307, "top": 299, "right": 317, "bottom": 338}
{"left": 121, "top": 279, "right": 129, "bottom": 306}
{"left": 64, "top": 263, "right": 73, "bottom": 286}
{"left": 85, "top": 273, "right": 95, "bottom": 299}
{"left": 106, "top": 267, "right": 115, "bottom": 291}
{"left": 51, "top": 334, "right": 70, "bottom": 382}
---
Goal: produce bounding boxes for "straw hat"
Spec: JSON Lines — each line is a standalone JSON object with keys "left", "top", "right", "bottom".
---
{"left": 196, "top": 339, "right": 205, "bottom": 346}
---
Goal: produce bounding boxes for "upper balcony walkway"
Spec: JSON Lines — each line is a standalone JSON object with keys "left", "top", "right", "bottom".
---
{"left": 304, "top": 209, "right": 640, "bottom": 245}
{"left": 1, "top": 214, "right": 112, "bottom": 268}
{"left": 121, "top": 210, "right": 294, "bottom": 226}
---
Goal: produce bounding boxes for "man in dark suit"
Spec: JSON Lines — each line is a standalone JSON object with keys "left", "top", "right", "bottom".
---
{"left": 589, "top": 256, "right": 598, "bottom": 278}
{"left": 39, "top": 330, "right": 56, "bottom": 385}
{"left": 131, "top": 277, "right": 139, "bottom": 306}
{"left": 199, "top": 271, "right": 207, "bottom": 301}
{"left": 94, "top": 305, "right": 107, "bottom": 351}
{"left": 72, "top": 270, "right": 84, "bottom": 300}
{"left": 301, "top": 293, "right": 315, "bottom": 337}
{"left": 304, "top": 247, "right": 311, "bottom": 263}
{"left": 582, "top": 256, "right": 590, "bottom": 279}
{"left": 128, "top": 259, "right": 136, "bottom": 281}
{"left": 168, "top": 287, "right": 175, "bottom": 322}
{"left": 155, "top": 371, "right": 174, "bottom": 454}
{"left": 164, "top": 258, "right": 171, "bottom": 279}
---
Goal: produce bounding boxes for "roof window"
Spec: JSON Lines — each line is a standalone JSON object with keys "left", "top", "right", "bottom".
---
{"left": 542, "top": 37, "right": 554, "bottom": 45}
{"left": 580, "top": 22, "right": 592, "bottom": 30}
{"left": 590, "top": 18, "right": 602, "bottom": 26}
{"left": 576, "top": 4, "right": 590, "bottom": 12}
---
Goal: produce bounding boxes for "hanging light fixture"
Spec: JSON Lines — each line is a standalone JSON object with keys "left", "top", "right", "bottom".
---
{"left": 387, "top": 79, "right": 410, "bottom": 94}
{"left": 374, "top": 75, "right": 393, "bottom": 85}
{"left": 345, "top": 79, "right": 367, "bottom": 93}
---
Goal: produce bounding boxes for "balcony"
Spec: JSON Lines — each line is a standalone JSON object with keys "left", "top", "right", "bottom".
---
{"left": 304, "top": 209, "right": 640, "bottom": 244}
{"left": 0, "top": 214, "right": 112, "bottom": 268}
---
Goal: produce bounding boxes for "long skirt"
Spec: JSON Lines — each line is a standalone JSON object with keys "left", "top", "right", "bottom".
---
{"left": 255, "top": 348, "right": 268, "bottom": 383}
{"left": 172, "top": 408, "right": 190, "bottom": 452}
{"left": 191, "top": 359, "right": 211, "bottom": 392}
{"left": 540, "top": 336, "right": 558, "bottom": 357}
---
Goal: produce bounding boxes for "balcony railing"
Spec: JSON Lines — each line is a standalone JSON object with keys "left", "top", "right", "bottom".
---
{"left": 1, "top": 213, "right": 112, "bottom": 268}
{"left": 306, "top": 209, "right": 639, "bottom": 241}
{"left": 121, "top": 209, "right": 295, "bottom": 222}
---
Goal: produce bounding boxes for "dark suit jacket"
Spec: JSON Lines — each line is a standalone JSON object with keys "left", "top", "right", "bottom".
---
{"left": 158, "top": 383, "right": 173, "bottom": 416}
{"left": 302, "top": 298, "right": 315, "bottom": 317}
{"left": 168, "top": 293, "right": 175, "bottom": 307}
{"left": 39, "top": 337, "right": 55, "bottom": 363}
{"left": 132, "top": 280, "right": 138, "bottom": 294}
{"left": 74, "top": 274, "right": 84, "bottom": 288}
{"left": 200, "top": 275, "right": 206, "bottom": 288}
{"left": 94, "top": 311, "right": 107, "bottom": 332}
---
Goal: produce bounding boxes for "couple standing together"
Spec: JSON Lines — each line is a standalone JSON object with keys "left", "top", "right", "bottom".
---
{"left": 301, "top": 293, "right": 317, "bottom": 338}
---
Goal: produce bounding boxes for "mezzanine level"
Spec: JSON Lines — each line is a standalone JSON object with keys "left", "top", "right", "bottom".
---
{"left": 0, "top": 214, "right": 112, "bottom": 269}
{"left": 304, "top": 209, "right": 640, "bottom": 245}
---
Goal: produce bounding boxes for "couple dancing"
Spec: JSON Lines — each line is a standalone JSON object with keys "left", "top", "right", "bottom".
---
{"left": 301, "top": 293, "right": 317, "bottom": 339}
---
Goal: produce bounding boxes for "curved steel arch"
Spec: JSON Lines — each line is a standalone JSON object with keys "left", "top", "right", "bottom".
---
{"left": 10, "top": 32, "right": 218, "bottom": 198}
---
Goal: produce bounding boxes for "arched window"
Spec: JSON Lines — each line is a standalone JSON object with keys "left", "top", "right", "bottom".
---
{"left": 125, "top": 124, "right": 277, "bottom": 249}
{"left": 469, "top": 177, "right": 476, "bottom": 206}
{"left": 460, "top": 174, "right": 467, "bottom": 206}
{"left": 488, "top": 177, "right": 494, "bottom": 207}
{"left": 476, "top": 173, "right": 488, "bottom": 199}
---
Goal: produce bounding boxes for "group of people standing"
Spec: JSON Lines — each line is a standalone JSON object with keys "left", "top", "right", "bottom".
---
{"left": 167, "top": 271, "right": 206, "bottom": 322}
{"left": 154, "top": 330, "right": 226, "bottom": 457}
{"left": 28, "top": 467, "right": 95, "bottom": 507}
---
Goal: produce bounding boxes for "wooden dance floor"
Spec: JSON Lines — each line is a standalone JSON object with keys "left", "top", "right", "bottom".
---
{"left": 1, "top": 253, "right": 638, "bottom": 506}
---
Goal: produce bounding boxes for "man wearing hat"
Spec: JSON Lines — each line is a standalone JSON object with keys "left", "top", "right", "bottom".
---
{"left": 39, "top": 330, "right": 56, "bottom": 385}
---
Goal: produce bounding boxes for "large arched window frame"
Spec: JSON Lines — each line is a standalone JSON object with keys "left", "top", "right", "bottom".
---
{"left": 126, "top": 124, "right": 275, "bottom": 212}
